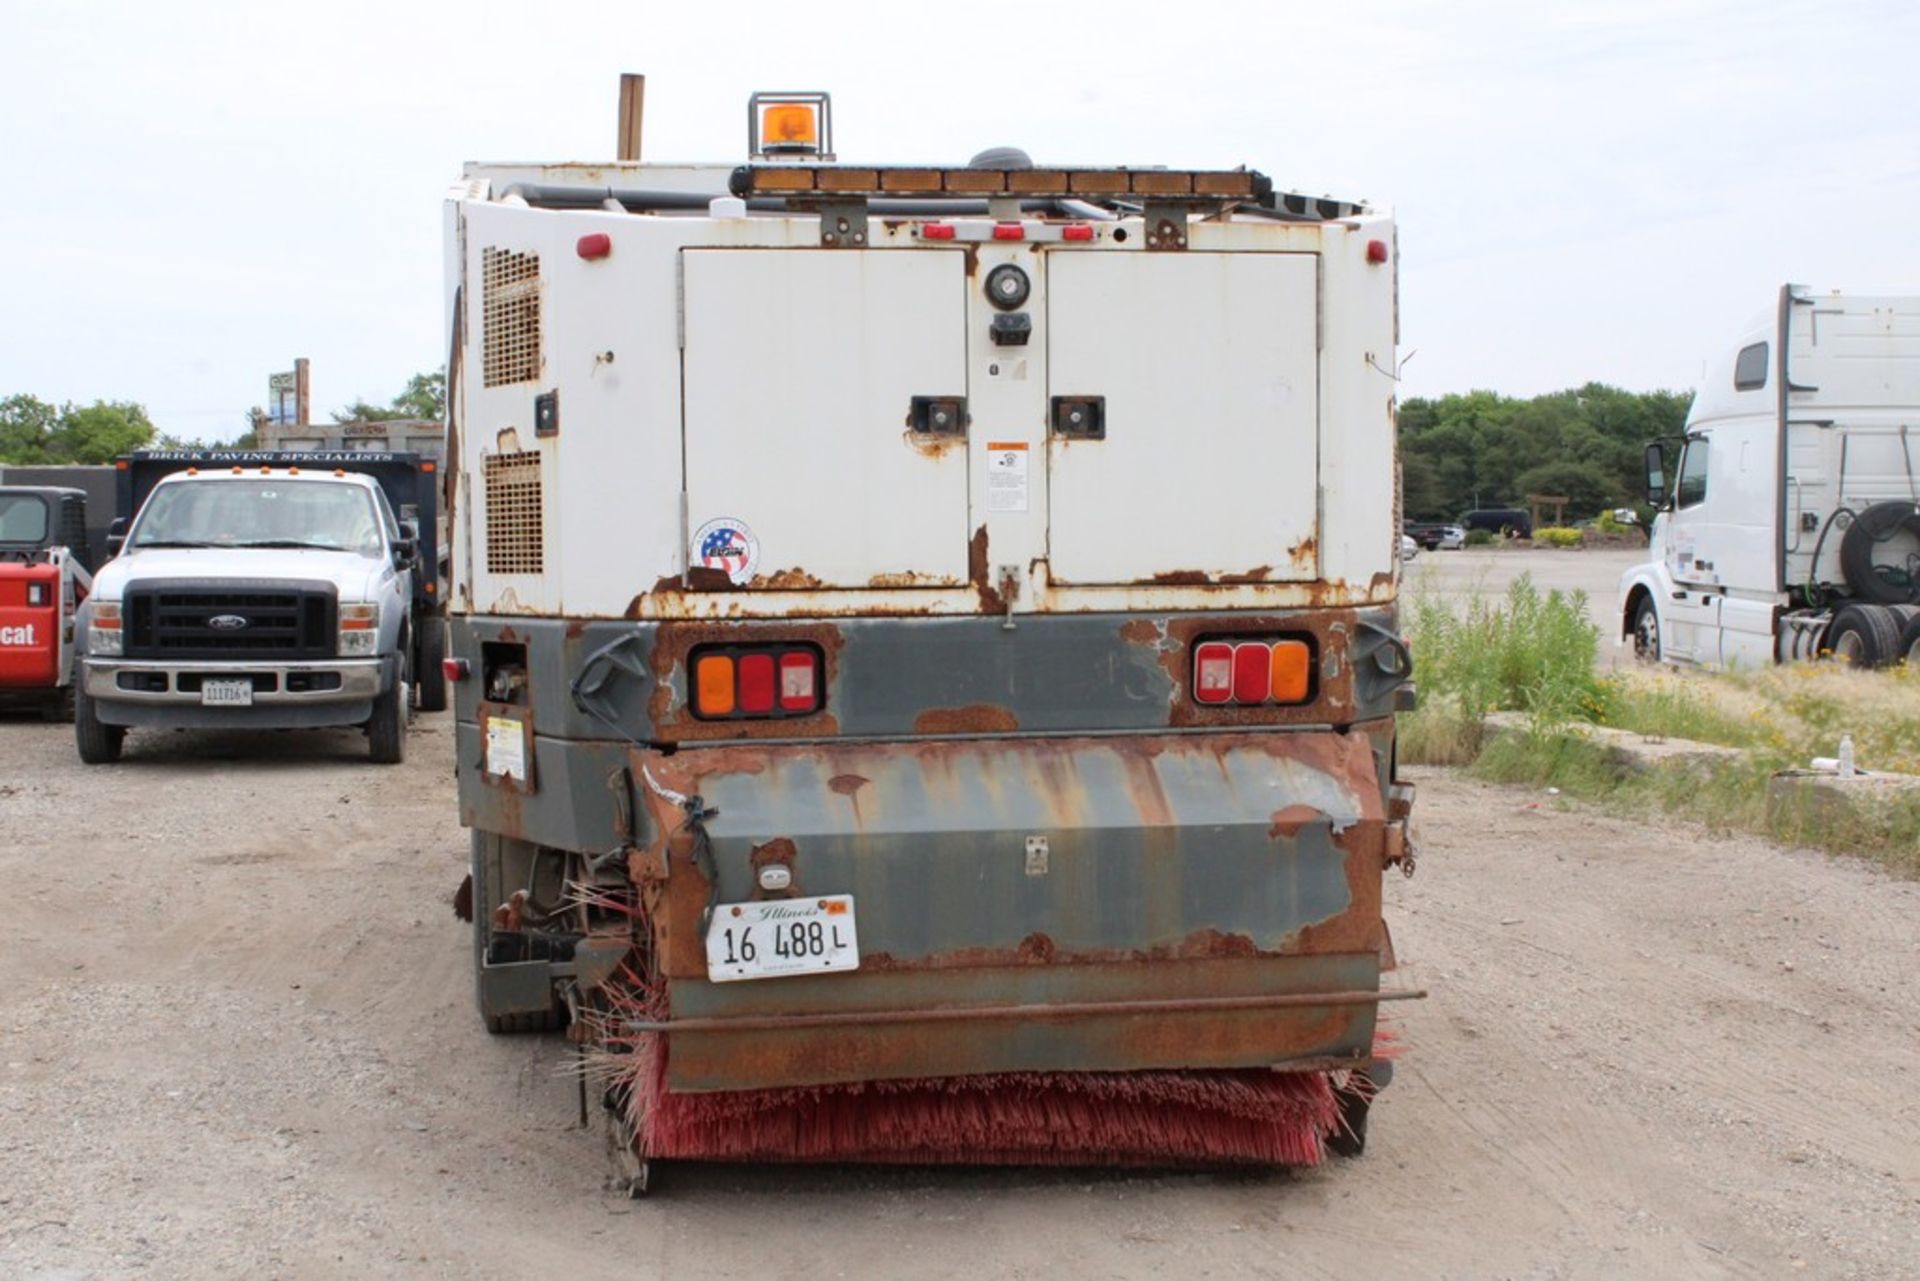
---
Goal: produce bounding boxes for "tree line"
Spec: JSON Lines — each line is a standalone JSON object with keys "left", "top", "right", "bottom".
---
{"left": 0, "top": 371, "right": 448, "bottom": 464}
{"left": 1400, "top": 383, "right": 1689, "bottom": 523}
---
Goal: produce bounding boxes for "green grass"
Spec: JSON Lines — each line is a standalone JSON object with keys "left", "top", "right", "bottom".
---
{"left": 1401, "top": 575, "right": 1920, "bottom": 878}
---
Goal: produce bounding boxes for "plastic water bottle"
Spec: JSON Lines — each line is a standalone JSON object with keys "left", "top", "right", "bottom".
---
{"left": 1837, "top": 735, "right": 1855, "bottom": 777}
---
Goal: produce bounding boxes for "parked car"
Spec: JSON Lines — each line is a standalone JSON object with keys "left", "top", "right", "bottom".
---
{"left": 1459, "top": 508, "right": 1533, "bottom": 539}
{"left": 1400, "top": 534, "right": 1419, "bottom": 561}
{"left": 1434, "top": 524, "right": 1466, "bottom": 549}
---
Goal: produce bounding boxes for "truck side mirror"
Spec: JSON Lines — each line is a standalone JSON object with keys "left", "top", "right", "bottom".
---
{"left": 106, "top": 517, "right": 127, "bottom": 558}
{"left": 1643, "top": 441, "right": 1669, "bottom": 507}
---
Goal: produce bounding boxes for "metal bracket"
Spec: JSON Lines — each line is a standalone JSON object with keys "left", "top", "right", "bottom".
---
{"left": 1142, "top": 201, "right": 1190, "bottom": 251}
{"left": 813, "top": 201, "right": 869, "bottom": 248}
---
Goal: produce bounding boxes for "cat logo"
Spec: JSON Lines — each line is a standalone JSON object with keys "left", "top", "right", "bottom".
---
{"left": 0, "top": 624, "right": 38, "bottom": 646}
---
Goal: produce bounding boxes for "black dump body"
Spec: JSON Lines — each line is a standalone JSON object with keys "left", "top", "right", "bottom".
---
{"left": 116, "top": 450, "right": 442, "bottom": 615}
{"left": 0, "top": 486, "right": 93, "bottom": 570}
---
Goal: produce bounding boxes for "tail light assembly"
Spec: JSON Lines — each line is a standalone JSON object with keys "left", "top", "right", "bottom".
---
{"left": 1192, "top": 638, "right": 1314, "bottom": 706}
{"left": 691, "top": 644, "right": 824, "bottom": 720}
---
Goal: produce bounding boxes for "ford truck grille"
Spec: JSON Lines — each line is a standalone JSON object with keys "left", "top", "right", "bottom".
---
{"left": 124, "top": 588, "right": 336, "bottom": 661}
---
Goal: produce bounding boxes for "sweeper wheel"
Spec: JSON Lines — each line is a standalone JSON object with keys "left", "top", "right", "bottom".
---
{"left": 1326, "top": 1082, "right": 1371, "bottom": 1158}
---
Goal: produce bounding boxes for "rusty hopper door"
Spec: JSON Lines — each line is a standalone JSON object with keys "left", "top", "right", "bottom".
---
{"left": 681, "top": 249, "right": 971, "bottom": 590}
{"left": 1046, "top": 253, "right": 1320, "bottom": 585}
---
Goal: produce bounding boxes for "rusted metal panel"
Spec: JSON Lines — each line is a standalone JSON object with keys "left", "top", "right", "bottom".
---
{"left": 658, "top": 956, "right": 1393, "bottom": 1091}
{"left": 626, "top": 726, "right": 1401, "bottom": 1090}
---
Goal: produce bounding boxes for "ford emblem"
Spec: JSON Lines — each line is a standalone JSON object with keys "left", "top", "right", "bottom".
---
{"left": 207, "top": 614, "right": 249, "bottom": 630}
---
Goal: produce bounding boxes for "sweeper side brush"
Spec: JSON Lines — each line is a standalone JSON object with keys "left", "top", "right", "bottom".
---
{"left": 624, "top": 1044, "right": 1346, "bottom": 1168}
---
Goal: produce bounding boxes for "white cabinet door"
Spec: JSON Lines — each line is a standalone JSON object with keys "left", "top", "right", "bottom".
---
{"left": 682, "top": 249, "right": 971, "bottom": 590}
{"left": 1045, "top": 252, "right": 1320, "bottom": 586}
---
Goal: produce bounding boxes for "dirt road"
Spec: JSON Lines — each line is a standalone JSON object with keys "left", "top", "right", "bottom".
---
{"left": 2, "top": 714, "right": 1915, "bottom": 1279}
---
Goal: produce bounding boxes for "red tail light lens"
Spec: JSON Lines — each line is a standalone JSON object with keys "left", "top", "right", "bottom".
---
{"left": 738, "top": 653, "right": 776, "bottom": 713}
{"left": 441, "top": 657, "right": 470, "bottom": 683}
{"left": 689, "top": 644, "right": 824, "bottom": 720}
{"left": 1231, "top": 643, "right": 1271, "bottom": 703}
{"left": 920, "top": 222, "right": 956, "bottom": 240}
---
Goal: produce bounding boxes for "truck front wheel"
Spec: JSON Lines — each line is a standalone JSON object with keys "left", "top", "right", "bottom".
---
{"left": 367, "top": 678, "right": 407, "bottom": 764}
{"left": 415, "top": 618, "right": 448, "bottom": 713}
{"left": 1630, "top": 596, "right": 1661, "bottom": 662}
{"left": 73, "top": 675, "right": 124, "bottom": 764}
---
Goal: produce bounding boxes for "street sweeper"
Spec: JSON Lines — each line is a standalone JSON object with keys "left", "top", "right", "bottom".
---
{"left": 444, "top": 89, "right": 1420, "bottom": 1191}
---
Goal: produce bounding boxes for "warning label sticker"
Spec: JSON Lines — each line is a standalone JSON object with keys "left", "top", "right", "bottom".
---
{"left": 986, "top": 441, "right": 1029, "bottom": 513}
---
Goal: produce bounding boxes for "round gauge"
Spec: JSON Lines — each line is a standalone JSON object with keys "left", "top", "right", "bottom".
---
{"left": 985, "top": 263, "right": 1030, "bottom": 311}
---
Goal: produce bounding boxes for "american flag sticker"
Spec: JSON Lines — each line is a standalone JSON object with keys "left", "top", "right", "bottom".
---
{"left": 692, "top": 517, "right": 761, "bottom": 585}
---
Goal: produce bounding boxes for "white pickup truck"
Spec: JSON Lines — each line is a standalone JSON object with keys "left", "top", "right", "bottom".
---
{"left": 75, "top": 465, "right": 420, "bottom": 763}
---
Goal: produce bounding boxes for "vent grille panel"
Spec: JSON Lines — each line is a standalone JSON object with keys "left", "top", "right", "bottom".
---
{"left": 482, "top": 247, "right": 542, "bottom": 387}
{"left": 484, "top": 451, "right": 544, "bottom": 575}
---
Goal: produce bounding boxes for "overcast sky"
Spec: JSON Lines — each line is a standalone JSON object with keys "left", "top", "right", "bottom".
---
{"left": 4, "top": 0, "right": 1914, "bottom": 441}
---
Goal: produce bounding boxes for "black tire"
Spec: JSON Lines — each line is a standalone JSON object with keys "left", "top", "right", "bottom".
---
{"left": 471, "top": 831, "right": 563, "bottom": 1034}
{"left": 1825, "top": 603, "right": 1902, "bottom": 668}
{"left": 1839, "top": 502, "right": 1920, "bottom": 605}
{"left": 73, "top": 675, "right": 124, "bottom": 764}
{"left": 1630, "top": 594, "right": 1661, "bottom": 662}
{"left": 367, "top": 677, "right": 407, "bottom": 764}
{"left": 1898, "top": 611, "right": 1920, "bottom": 667}
{"left": 414, "top": 617, "right": 448, "bottom": 713}
{"left": 40, "top": 684, "right": 76, "bottom": 724}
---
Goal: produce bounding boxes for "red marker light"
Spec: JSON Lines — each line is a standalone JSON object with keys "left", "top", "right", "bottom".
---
{"left": 577, "top": 232, "right": 613, "bottom": 260}
{"left": 1062, "top": 224, "right": 1095, "bottom": 242}
{"left": 992, "top": 222, "right": 1025, "bottom": 241}
{"left": 920, "top": 223, "right": 956, "bottom": 240}
{"left": 441, "top": 657, "right": 470, "bottom": 683}
{"left": 778, "top": 651, "right": 818, "bottom": 712}
{"left": 1193, "top": 642, "right": 1234, "bottom": 705}
{"left": 1366, "top": 238, "right": 1389, "bottom": 264}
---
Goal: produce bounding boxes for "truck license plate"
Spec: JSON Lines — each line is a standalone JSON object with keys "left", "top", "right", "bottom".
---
{"left": 201, "top": 679, "right": 254, "bottom": 707}
{"left": 705, "top": 896, "right": 859, "bottom": 983}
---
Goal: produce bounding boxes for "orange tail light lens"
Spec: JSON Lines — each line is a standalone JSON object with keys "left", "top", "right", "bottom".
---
{"left": 695, "top": 654, "right": 736, "bottom": 716}
{"left": 1268, "top": 640, "right": 1311, "bottom": 703}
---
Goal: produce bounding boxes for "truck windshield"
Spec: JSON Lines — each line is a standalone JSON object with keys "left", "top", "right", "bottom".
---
{"left": 0, "top": 494, "right": 50, "bottom": 545}
{"left": 131, "top": 481, "right": 384, "bottom": 554}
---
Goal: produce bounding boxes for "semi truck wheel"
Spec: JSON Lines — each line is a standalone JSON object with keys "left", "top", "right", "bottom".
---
{"left": 415, "top": 618, "right": 448, "bottom": 712}
{"left": 1825, "top": 604, "right": 1901, "bottom": 667}
{"left": 1839, "top": 502, "right": 1920, "bottom": 605}
{"left": 1899, "top": 612, "right": 1920, "bottom": 666}
{"left": 1630, "top": 596, "right": 1661, "bottom": 661}
{"left": 471, "top": 831, "right": 563, "bottom": 1034}
{"left": 367, "top": 680, "right": 407, "bottom": 764}
{"left": 73, "top": 675, "right": 124, "bottom": 764}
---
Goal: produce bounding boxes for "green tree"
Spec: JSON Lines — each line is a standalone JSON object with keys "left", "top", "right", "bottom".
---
{"left": 0, "top": 394, "right": 59, "bottom": 462}
{"left": 53, "top": 400, "right": 156, "bottom": 463}
{"left": 334, "top": 368, "right": 445, "bottom": 423}
{"left": 0, "top": 395, "right": 155, "bottom": 463}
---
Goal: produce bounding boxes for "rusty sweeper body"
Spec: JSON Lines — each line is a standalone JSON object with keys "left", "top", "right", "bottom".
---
{"left": 444, "top": 92, "right": 1419, "bottom": 1190}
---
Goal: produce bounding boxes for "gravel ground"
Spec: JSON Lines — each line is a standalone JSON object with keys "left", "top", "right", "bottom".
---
{"left": 1, "top": 710, "right": 1916, "bottom": 1279}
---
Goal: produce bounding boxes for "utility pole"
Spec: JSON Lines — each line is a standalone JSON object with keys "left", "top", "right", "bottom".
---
{"left": 294, "top": 357, "right": 311, "bottom": 427}
{"left": 617, "top": 74, "right": 645, "bottom": 162}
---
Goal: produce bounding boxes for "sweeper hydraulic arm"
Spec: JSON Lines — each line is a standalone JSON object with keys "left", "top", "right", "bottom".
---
{"left": 444, "top": 89, "right": 1420, "bottom": 1190}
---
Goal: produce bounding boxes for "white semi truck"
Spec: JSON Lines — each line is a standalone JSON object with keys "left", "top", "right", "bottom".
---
{"left": 1620, "top": 287, "right": 1920, "bottom": 668}
{"left": 444, "top": 90, "right": 1419, "bottom": 1184}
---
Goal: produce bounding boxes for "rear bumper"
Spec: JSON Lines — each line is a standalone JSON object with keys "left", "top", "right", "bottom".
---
{"left": 82, "top": 655, "right": 391, "bottom": 728}
{"left": 616, "top": 723, "right": 1415, "bottom": 1091}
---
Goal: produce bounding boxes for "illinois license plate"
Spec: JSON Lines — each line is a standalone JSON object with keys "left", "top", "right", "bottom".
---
{"left": 201, "top": 678, "right": 254, "bottom": 707}
{"left": 705, "top": 895, "right": 859, "bottom": 982}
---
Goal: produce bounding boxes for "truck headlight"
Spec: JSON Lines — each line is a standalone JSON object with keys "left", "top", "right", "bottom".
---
{"left": 88, "top": 602, "right": 123, "bottom": 656}
{"left": 338, "top": 603, "right": 379, "bottom": 657}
